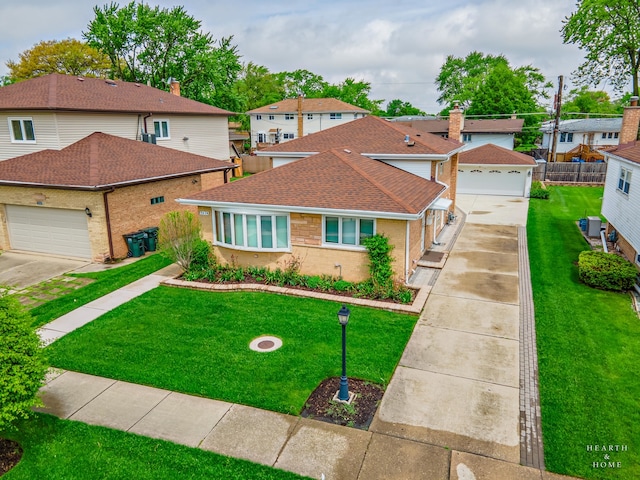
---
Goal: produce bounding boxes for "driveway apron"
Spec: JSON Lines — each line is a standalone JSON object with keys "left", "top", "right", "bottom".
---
{"left": 371, "top": 208, "right": 523, "bottom": 463}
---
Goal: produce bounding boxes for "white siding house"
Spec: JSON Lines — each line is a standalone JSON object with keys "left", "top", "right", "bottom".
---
{"left": 248, "top": 98, "right": 368, "bottom": 148}
{"left": 540, "top": 118, "right": 623, "bottom": 154}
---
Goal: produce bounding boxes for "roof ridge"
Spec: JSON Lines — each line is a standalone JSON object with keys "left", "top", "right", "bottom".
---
{"left": 332, "top": 147, "right": 417, "bottom": 213}
{"left": 371, "top": 115, "right": 456, "bottom": 149}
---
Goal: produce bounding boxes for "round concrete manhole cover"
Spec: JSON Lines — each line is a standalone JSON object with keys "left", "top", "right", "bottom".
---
{"left": 249, "top": 336, "right": 282, "bottom": 353}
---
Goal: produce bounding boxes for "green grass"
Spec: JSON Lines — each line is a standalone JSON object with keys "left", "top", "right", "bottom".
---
{"left": 1, "top": 413, "right": 306, "bottom": 479}
{"left": 30, "top": 254, "right": 172, "bottom": 328}
{"left": 46, "top": 288, "right": 417, "bottom": 415}
{"left": 528, "top": 186, "right": 640, "bottom": 479}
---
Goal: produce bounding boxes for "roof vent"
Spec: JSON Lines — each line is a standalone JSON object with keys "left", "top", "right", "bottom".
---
{"left": 404, "top": 135, "right": 410, "bottom": 143}
{"left": 343, "top": 149, "right": 351, "bottom": 154}
{"left": 105, "top": 80, "right": 117, "bottom": 86}
{"left": 77, "top": 77, "right": 84, "bottom": 82}
{"left": 407, "top": 141, "right": 415, "bottom": 147}
{"left": 269, "top": 105, "right": 279, "bottom": 109}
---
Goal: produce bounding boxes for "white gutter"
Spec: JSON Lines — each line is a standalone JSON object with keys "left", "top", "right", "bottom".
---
{"left": 405, "top": 221, "right": 410, "bottom": 283}
{"left": 177, "top": 199, "right": 423, "bottom": 221}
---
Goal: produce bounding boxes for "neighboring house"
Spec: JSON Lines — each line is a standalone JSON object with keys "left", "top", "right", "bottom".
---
{"left": 247, "top": 97, "right": 368, "bottom": 148}
{"left": 395, "top": 116, "right": 524, "bottom": 151}
{"left": 457, "top": 144, "right": 537, "bottom": 197}
{"left": 601, "top": 97, "right": 640, "bottom": 271}
{"left": 0, "top": 73, "right": 233, "bottom": 162}
{"left": 179, "top": 148, "right": 449, "bottom": 283}
{"left": 540, "top": 118, "right": 622, "bottom": 155}
{"left": 0, "top": 133, "right": 235, "bottom": 261}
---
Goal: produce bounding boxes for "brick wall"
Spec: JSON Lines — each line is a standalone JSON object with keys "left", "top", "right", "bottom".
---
{"left": 290, "top": 213, "right": 322, "bottom": 246}
{"left": 608, "top": 222, "right": 639, "bottom": 268}
{"left": 408, "top": 217, "right": 424, "bottom": 278}
{"left": 620, "top": 105, "right": 640, "bottom": 144}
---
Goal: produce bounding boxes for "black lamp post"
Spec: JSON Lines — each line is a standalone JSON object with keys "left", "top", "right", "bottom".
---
{"left": 337, "top": 304, "right": 351, "bottom": 402}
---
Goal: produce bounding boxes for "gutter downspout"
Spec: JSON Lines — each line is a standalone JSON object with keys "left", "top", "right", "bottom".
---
{"left": 142, "top": 113, "right": 152, "bottom": 136}
{"left": 432, "top": 163, "right": 450, "bottom": 246}
{"left": 103, "top": 187, "right": 116, "bottom": 260}
{"left": 405, "top": 220, "right": 411, "bottom": 284}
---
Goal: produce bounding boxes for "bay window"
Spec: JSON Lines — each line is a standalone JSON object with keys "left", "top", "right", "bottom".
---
{"left": 215, "top": 211, "right": 289, "bottom": 251}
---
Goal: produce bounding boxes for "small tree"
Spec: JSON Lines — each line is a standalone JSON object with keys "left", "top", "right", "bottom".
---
{"left": 362, "top": 234, "right": 395, "bottom": 291}
{"left": 0, "top": 291, "right": 47, "bottom": 430}
{"left": 158, "top": 210, "right": 202, "bottom": 271}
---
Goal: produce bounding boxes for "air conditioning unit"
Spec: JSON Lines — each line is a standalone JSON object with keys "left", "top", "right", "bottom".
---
{"left": 586, "top": 216, "right": 601, "bottom": 237}
{"left": 142, "top": 133, "right": 157, "bottom": 144}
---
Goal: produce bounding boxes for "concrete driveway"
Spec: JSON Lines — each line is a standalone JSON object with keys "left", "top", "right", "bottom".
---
{"left": 456, "top": 194, "right": 529, "bottom": 226}
{"left": 371, "top": 221, "right": 522, "bottom": 463}
{"left": 0, "top": 251, "right": 89, "bottom": 290}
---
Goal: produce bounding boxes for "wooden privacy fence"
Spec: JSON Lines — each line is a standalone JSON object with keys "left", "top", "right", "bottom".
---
{"left": 532, "top": 162, "right": 607, "bottom": 183}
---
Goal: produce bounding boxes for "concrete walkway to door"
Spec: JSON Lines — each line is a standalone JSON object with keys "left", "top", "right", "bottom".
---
{"left": 371, "top": 195, "right": 537, "bottom": 467}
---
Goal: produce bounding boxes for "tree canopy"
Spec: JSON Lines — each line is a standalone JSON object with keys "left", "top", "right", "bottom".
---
{"left": 384, "top": 99, "right": 425, "bottom": 117}
{"left": 561, "top": 87, "right": 625, "bottom": 118}
{"left": 6, "top": 38, "right": 111, "bottom": 81}
{"left": 562, "top": 0, "right": 640, "bottom": 96}
{"left": 83, "top": 1, "right": 243, "bottom": 111}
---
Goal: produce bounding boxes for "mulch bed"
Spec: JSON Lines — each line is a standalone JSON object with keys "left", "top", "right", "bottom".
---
{"left": 301, "top": 377, "right": 384, "bottom": 430}
{"left": 0, "top": 438, "right": 22, "bottom": 475}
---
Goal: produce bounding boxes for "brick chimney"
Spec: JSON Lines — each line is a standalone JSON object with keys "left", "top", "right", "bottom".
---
{"left": 448, "top": 101, "right": 464, "bottom": 141}
{"left": 169, "top": 80, "right": 181, "bottom": 97}
{"left": 297, "top": 95, "right": 304, "bottom": 139}
{"left": 619, "top": 96, "right": 640, "bottom": 144}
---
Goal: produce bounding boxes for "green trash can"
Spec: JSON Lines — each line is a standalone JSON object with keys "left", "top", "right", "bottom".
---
{"left": 141, "top": 227, "right": 159, "bottom": 252}
{"left": 123, "top": 232, "right": 145, "bottom": 257}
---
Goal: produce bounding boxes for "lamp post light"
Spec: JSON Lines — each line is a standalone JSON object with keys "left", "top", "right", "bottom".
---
{"left": 337, "top": 304, "right": 351, "bottom": 402}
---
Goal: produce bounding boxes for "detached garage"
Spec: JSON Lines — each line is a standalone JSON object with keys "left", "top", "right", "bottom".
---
{"left": 457, "top": 144, "right": 537, "bottom": 197}
{"left": 0, "top": 133, "right": 234, "bottom": 261}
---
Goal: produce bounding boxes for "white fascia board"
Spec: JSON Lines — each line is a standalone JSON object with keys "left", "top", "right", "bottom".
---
{"left": 254, "top": 151, "right": 318, "bottom": 157}
{"left": 176, "top": 199, "right": 421, "bottom": 220}
{"left": 461, "top": 163, "right": 534, "bottom": 168}
{"left": 603, "top": 152, "right": 640, "bottom": 168}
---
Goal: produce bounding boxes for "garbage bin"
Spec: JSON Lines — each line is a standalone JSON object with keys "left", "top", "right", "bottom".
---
{"left": 579, "top": 218, "right": 587, "bottom": 231}
{"left": 141, "top": 227, "right": 159, "bottom": 252}
{"left": 123, "top": 232, "right": 145, "bottom": 257}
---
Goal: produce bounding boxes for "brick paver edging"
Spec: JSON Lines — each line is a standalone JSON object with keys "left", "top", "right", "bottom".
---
{"left": 162, "top": 278, "right": 429, "bottom": 314}
{"left": 518, "top": 226, "right": 545, "bottom": 469}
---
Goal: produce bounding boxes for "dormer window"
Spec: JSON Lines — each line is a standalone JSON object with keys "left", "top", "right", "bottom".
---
{"left": 9, "top": 118, "right": 36, "bottom": 143}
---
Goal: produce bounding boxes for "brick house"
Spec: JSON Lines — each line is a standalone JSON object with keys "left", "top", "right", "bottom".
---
{"left": 0, "top": 133, "right": 234, "bottom": 261}
{"left": 180, "top": 147, "right": 448, "bottom": 283}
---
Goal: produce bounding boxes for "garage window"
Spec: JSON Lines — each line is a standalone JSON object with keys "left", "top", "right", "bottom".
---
{"left": 150, "top": 196, "right": 165, "bottom": 205}
{"left": 9, "top": 118, "right": 36, "bottom": 143}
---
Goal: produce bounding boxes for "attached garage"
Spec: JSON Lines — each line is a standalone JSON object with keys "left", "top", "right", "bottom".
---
{"left": 5, "top": 205, "right": 92, "bottom": 259}
{"left": 457, "top": 144, "right": 536, "bottom": 197}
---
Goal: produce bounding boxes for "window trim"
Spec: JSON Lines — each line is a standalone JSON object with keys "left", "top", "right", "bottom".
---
{"left": 153, "top": 119, "right": 170, "bottom": 140}
{"left": 462, "top": 133, "right": 472, "bottom": 142}
{"left": 559, "top": 132, "right": 574, "bottom": 143}
{"left": 8, "top": 117, "right": 36, "bottom": 143}
{"left": 322, "top": 216, "right": 375, "bottom": 249}
{"left": 284, "top": 113, "right": 295, "bottom": 120}
{"left": 329, "top": 113, "right": 342, "bottom": 120}
{"left": 255, "top": 114, "right": 262, "bottom": 120}
{"left": 214, "top": 210, "right": 290, "bottom": 252}
{"left": 617, "top": 167, "right": 632, "bottom": 195}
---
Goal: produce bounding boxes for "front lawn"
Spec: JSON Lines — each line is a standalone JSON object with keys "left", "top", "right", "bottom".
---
{"left": 46, "top": 288, "right": 417, "bottom": 415}
{"left": 528, "top": 186, "right": 640, "bottom": 479}
{"left": 1, "top": 413, "right": 306, "bottom": 479}
{"left": 30, "top": 254, "right": 172, "bottom": 328}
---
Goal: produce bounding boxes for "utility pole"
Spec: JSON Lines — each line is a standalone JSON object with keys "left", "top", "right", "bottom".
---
{"left": 550, "top": 75, "right": 563, "bottom": 163}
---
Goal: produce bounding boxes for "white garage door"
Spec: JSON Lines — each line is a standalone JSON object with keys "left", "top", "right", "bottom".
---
{"left": 6, "top": 205, "right": 92, "bottom": 259}
{"left": 457, "top": 167, "right": 527, "bottom": 196}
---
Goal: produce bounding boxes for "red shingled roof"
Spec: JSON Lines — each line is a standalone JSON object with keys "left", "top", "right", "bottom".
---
{"left": 607, "top": 141, "right": 640, "bottom": 165}
{"left": 0, "top": 132, "right": 233, "bottom": 188}
{"left": 186, "top": 148, "right": 445, "bottom": 215}
{"left": 0, "top": 74, "right": 233, "bottom": 116}
{"left": 261, "top": 115, "right": 462, "bottom": 156}
{"left": 459, "top": 144, "right": 536, "bottom": 165}
{"left": 247, "top": 97, "right": 369, "bottom": 114}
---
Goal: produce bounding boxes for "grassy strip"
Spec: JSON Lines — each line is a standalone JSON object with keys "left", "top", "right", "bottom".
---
{"left": 30, "top": 254, "right": 172, "bottom": 328}
{"left": 1, "top": 413, "right": 306, "bottom": 479}
{"left": 46, "top": 288, "right": 417, "bottom": 415}
{"left": 528, "top": 186, "right": 640, "bottom": 479}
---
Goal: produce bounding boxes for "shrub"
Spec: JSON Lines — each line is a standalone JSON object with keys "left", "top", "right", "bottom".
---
{"left": 578, "top": 251, "right": 637, "bottom": 291}
{"left": 362, "top": 234, "right": 394, "bottom": 291}
{"left": 530, "top": 181, "right": 549, "bottom": 199}
{"left": 189, "top": 239, "right": 214, "bottom": 273}
{"left": 332, "top": 280, "right": 353, "bottom": 292}
{"left": 0, "top": 291, "right": 48, "bottom": 430}
{"left": 158, "top": 211, "right": 202, "bottom": 270}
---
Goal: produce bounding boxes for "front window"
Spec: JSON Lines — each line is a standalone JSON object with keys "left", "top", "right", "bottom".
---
{"left": 307, "top": 113, "right": 313, "bottom": 120}
{"left": 462, "top": 133, "right": 472, "bottom": 142}
{"left": 559, "top": 132, "right": 573, "bottom": 142}
{"left": 283, "top": 133, "right": 295, "bottom": 140}
{"left": 285, "top": 113, "right": 295, "bottom": 120}
{"left": 324, "top": 216, "right": 375, "bottom": 247}
{"left": 215, "top": 211, "right": 289, "bottom": 251}
{"left": 9, "top": 118, "right": 35, "bottom": 143}
{"left": 618, "top": 167, "right": 632, "bottom": 194}
{"left": 330, "top": 113, "right": 342, "bottom": 120}
{"left": 153, "top": 120, "right": 170, "bottom": 139}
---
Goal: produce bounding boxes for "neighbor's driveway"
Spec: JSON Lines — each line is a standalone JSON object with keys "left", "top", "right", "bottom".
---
{"left": 0, "top": 251, "right": 88, "bottom": 290}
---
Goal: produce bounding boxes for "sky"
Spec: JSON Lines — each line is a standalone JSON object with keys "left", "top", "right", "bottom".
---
{"left": 0, "top": 0, "right": 613, "bottom": 113}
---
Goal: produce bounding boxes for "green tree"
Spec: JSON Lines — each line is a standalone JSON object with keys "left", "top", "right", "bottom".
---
{"left": 385, "top": 99, "right": 425, "bottom": 117}
{"left": 6, "top": 38, "right": 111, "bottom": 81}
{"left": 158, "top": 211, "right": 202, "bottom": 271}
{"left": 562, "top": 0, "right": 640, "bottom": 96}
{"left": 234, "top": 62, "right": 284, "bottom": 129}
{"left": 0, "top": 291, "right": 47, "bottom": 430}
{"left": 465, "top": 63, "right": 544, "bottom": 146}
{"left": 84, "top": 2, "right": 242, "bottom": 111}
{"left": 275, "top": 69, "right": 328, "bottom": 98}
{"left": 561, "top": 87, "right": 622, "bottom": 118}
{"left": 321, "top": 77, "right": 384, "bottom": 113}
